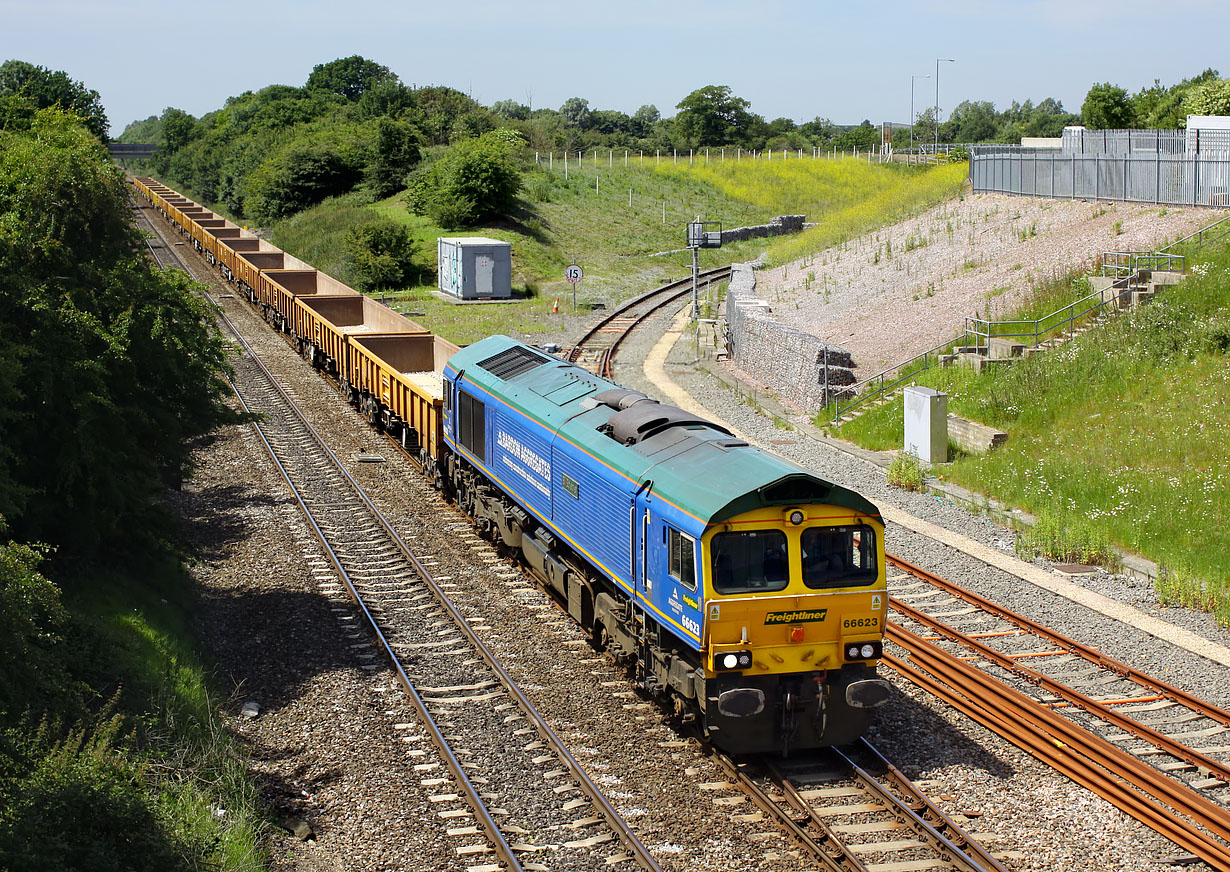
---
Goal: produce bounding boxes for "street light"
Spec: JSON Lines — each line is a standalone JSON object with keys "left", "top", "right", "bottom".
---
{"left": 910, "top": 74, "right": 930, "bottom": 152}
{"left": 935, "top": 58, "right": 955, "bottom": 154}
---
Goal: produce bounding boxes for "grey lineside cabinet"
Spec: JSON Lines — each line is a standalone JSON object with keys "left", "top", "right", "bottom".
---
{"left": 437, "top": 237, "right": 512, "bottom": 300}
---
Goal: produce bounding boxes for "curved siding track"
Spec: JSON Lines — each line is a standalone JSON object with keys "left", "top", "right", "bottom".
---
{"left": 567, "top": 267, "right": 731, "bottom": 377}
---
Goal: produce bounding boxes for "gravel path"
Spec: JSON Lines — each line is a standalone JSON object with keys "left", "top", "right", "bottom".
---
{"left": 601, "top": 304, "right": 1230, "bottom": 872}
{"left": 753, "top": 194, "right": 1221, "bottom": 371}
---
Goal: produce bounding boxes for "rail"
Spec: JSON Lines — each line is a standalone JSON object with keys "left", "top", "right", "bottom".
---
{"left": 568, "top": 266, "right": 731, "bottom": 377}
{"left": 885, "top": 554, "right": 1230, "bottom": 869}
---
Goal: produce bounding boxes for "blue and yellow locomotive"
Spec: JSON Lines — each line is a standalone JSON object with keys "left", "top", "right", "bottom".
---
{"left": 443, "top": 336, "right": 891, "bottom": 754}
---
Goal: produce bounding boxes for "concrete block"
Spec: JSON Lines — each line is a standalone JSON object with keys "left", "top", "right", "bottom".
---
{"left": 1131, "top": 289, "right": 1155, "bottom": 307}
{"left": 904, "top": 386, "right": 947, "bottom": 463}
{"left": 988, "top": 337, "right": 1026, "bottom": 359}
{"left": 947, "top": 415, "right": 1007, "bottom": 454}
{"left": 1152, "top": 270, "right": 1183, "bottom": 286}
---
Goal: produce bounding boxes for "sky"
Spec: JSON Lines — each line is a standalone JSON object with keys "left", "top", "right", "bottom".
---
{"left": 2, "top": 0, "right": 1226, "bottom": 135}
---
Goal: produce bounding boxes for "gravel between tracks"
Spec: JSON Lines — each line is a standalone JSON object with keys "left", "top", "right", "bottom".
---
{"left": 607, "top": 304, "right": 1230, "bottom": 872}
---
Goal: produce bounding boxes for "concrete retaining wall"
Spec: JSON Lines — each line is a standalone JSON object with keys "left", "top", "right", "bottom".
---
{"left": 725, "top": 263, "right": 855, "bottom": 410}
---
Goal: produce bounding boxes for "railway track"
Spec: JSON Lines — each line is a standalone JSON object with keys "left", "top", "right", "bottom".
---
{"left": 564, "top": 253, "right": 1230, "bottom": 865}
{"left": 707, "top": 739, "right": 1008, "bottom": 872}
{"left": 135, "top": 199, "right": 663, "bottom": 872}
{"left": 567, "top": 266, "right": 731, "bottom": 377}
{"left": 883, "top": 555, "right": 1230, "bottom": 869}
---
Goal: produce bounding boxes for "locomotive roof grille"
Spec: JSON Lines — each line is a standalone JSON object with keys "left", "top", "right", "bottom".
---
{"left": 477, "top": 345, "right": 551, "bottom": 380}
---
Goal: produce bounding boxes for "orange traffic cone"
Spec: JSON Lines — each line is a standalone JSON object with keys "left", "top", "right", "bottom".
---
{"left": 552, "top": 298, "right": 559, "bottom": 314}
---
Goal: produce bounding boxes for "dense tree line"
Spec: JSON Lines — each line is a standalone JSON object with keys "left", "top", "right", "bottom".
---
{"left": 0, "top": 108, "right": 239, "bottom": 558}
{"left": 122, "top": 57, "right": 1230, "bottom": 239}
{"left": 0, "top": 59, "right": 109, "bottom": 139}
{"left": 0, "top": 104, "right": 248, "bottom": 869}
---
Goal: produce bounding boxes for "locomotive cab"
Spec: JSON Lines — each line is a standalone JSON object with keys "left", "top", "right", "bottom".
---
{"left": 699, "top": 506, "right": 892, "bottom": 753}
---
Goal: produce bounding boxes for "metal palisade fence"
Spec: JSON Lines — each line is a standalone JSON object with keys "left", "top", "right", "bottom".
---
{"left": 970, "top": 128, "right": 1230, "bottom": 208}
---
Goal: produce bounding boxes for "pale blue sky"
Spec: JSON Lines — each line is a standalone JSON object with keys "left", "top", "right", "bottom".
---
{"left": 3, "top": 0, "right": 1225, "bottom": 133}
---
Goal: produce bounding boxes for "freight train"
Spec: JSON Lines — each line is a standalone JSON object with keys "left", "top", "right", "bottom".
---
{"left": 133, "top": 177, "right": 892, "bottom": 754}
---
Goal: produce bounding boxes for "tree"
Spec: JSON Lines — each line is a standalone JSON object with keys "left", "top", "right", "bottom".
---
{"left": 1183, "top": 77, "right": 1230, "bottom": 119}
{"left": 306, "top": 55, "right": 398, "bottom": 101}
{"left": 244, "top": 140, "right": 365, "bottom": 222}
{"left": 1023, "top": 97, "right": 1077, "bottom": 137}
{"left": 151, "top": 107, "right": 198, "bottom": 174}
{"left": 0, "top": 60, "right": 108, "bottom": 139}
{"left": 367, "top": 117, "right": 421, "bottom": 198}
{"left": 491, "top": 99, "right": 529, "bottom": 121}
{"left": 1134, "top": 69, "right": 1219, "bottom": 129}
{"left": 1082, "top": 82, "right": 1134, "bottom": 129}
{"left": 357, "top": 81, "right": 418, "bottom": 120}
{"left": 945, "top": 100, "right": 998, "bottom": 143}
{"left": 674, "top": 85, "right": 759, "bottom": 147}
{"left": 559, "top": 97, "right": 591, "bottom": 129}
{"left": 405, "top": 132, "right": 521, "bottom": 228}
{"left": 631, "top": 104, "right": 659, "bottom": 137}
{"left": 0, "top": 109, "right": 238, "bottom": 557}
{"left": 415, "top": 86, "right": 484, "bottom": 145}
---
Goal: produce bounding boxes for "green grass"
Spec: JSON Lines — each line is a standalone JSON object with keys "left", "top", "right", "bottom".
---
{"left": 263, "top": 157, "right": 967, "bottom": 345}
{"left": 650, "top": 158, "right": 969, "bottom": 267}
{"left": 834, "top": 246, "right": 1230, "bottom": 623}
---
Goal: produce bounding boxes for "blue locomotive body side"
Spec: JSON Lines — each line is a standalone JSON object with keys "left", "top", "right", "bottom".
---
{"left": 442, "top": 343, "right": 707, "bottom": 653}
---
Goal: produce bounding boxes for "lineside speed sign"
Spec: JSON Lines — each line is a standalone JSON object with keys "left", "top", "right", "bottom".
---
{"left": 565, "top": 264, "right": 583, "bottom": 283}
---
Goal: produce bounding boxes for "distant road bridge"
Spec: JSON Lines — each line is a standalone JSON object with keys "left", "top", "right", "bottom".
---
{"left": 108, "top": 142, "right": 157, "bottom": 160}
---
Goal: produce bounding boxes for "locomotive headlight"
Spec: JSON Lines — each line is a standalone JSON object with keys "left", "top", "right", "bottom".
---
{"left": 789, "top": 510, "right": 804, "bottom": 525}
{"left": 847, "top": 645, "right": 860, "bottom": 659}
{"left": 860, "top": 643, "right": 876, "bottom": 659}
{"left": 715, "top": 650, "right": 753, "bottom": 671}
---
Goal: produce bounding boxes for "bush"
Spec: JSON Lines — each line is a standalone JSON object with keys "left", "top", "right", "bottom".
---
{"left": 244, "top": 141, "right": 364, "bottom": 223}
{"left": 342, "top": 220, "right": 420, "bottom": 291}
{"left": 405, "top": 132, "right": 521, "bottom": 228}
{"left": 887, "top": 451, "right": 926, "bottom": 491}
{"left": 0, "top": 714, "right": 202, "bottom": 872}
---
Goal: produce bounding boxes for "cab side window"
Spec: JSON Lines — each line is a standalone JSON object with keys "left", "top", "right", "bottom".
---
{"left": 667, "top": 527, "right": 696, "bottom": 589}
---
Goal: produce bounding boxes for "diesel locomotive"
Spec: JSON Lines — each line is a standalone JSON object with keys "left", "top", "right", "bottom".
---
{"left": 133, "top": 177, "right": 892, "bottom": 754}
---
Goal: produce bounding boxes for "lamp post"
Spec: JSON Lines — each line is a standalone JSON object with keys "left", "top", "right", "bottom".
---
{"left": 910, "top": 74, "right": 930, "bottom": 152}
{"left": 935, "top": 58, "right": 955, "bottom": 154}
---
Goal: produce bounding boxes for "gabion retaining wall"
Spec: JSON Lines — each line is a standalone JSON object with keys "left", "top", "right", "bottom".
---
{"left": 720, "top": 215, "right": 806, "bottom": 244}
{"left": 725, "top": 263, "right": 856, "bottom": 410}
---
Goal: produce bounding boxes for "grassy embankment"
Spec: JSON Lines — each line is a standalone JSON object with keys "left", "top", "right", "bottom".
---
{"left": 2, "top": 554, "right": 265, "bottom": 870}
{"left": 268, "top": 157, "right": 967, "bottom": 345}
{"left": 834, "top": 244, "right": 1230, "bottom": 624}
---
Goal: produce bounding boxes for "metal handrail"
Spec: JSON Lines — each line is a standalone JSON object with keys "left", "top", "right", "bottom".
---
{"left": 831, "top": 275, "right": 1133, "bottom": 422}
{"left": 1101, "top": 250, "right": 1185, "bottom": 276}
{"left": 1159, "top": 213, "right": 1230, "bottom": 254}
